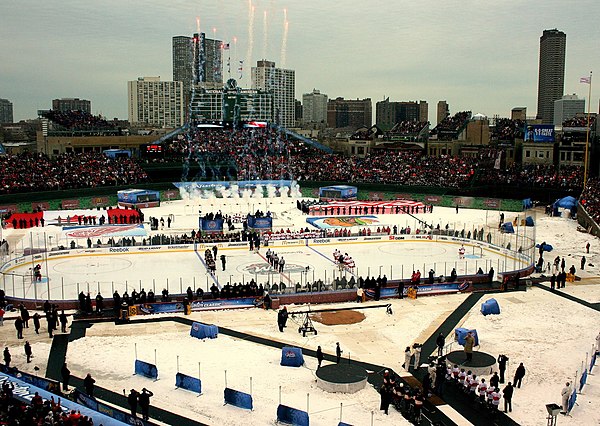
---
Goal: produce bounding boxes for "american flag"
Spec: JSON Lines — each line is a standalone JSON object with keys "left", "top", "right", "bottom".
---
{"left": 580, "top": 76, "right": 591, "bottom": 84}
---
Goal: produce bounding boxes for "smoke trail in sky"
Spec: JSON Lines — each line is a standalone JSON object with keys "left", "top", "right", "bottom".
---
{"left": 262, "top": 10, "right": 268, "bottom": 60}
{"left": 196, "top": 16, "right": 200, "bottom": 33}
{"left": 246, "top": 0, "right": 255, "bottom": 79}
{"left": 280, "top": 9, "right": 288, "bottom": 68}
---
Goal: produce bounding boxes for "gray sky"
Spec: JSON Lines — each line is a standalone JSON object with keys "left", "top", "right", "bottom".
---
{"left": 1, "top": 0, "right": 599, "bottom": 123}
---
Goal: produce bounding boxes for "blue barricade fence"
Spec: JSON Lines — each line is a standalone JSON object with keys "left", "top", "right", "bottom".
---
{"left": 175, "top": 372, "right": 201, "bottom": 394}
{"left": 338, "top": 423, "right": 353, "bottom": 426}
{"left": 276, "top": 404, "right": 310, "bottom": 426}
{"left": 567, "top": 389, "right": 577, "bottom": 413}
{"left": 73, "top": 389, "right": 150, "bottom": 426}
{"left": 0, "top": 365, "right": 60, "bottom": 393}
{"left": 591, "top": 352, "right": 597, "bottom": 372}
{"left": 579, "top": 369, "right": 587, "bottom": 392}
{"left": 135, "top": 359, "right": 158, "bottom": 379}
{"left": 190, "top": 322, "right": 219, "bottom": 339}
{"left": 224, "top": 387, "right": 253, "bottom": 410}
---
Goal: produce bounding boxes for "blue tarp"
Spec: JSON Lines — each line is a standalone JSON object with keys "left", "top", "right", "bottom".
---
{"left": 501, "top": 222, "right": 514, "bottom": 233}
{"left": 481, "top": 299, "right": 500, "bottom": 315}
{"left": 455, "top": 328, "right": 479, "bottom": 346}
{"left": 190, "top": 322, "right": 219, "bottom": 339}
{"left": 535, "top": 243, "right": 553, "bottom": 252}
{"left": 522, "top": 198, "right": 533, "bottom": 209}
{"left": 555, "top": 196, "right": 577, "bottom": 209}
{"left": 280, "top": 347, "right": 304, "bottom": 367}
{"left": 525, "top": 216, "right": 535, "bottom": 226}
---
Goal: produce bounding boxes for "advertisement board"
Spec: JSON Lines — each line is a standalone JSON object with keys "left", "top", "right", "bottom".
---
{"left": 525, "top": 124, "right": 555, "bottom": 142}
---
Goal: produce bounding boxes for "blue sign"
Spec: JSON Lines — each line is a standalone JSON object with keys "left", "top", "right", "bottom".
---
{"left": 224, "top": 387, "right": 253, "bottom": 410}
{"left": 135, "top": 297, "right": 259, "bottom": 315}
{"left": 73, "top": 389, "right": 150, "bottom": 426}
{"left": 277, "top": 404, "right": 310, "bottom": 426}
{"left": 134, "top": 360, "right": 158, "bottom": 379}
{"left": 175, "top": 373, "right": 202, "bottom": 394}
{"left": 247, "top": 215, "right": 272, "bottom": 229}
{"left": 525, "top": 124, "right": 555, "bottom": 142}
{"left": 200, "top": 218, "right": 224, "bottom": 232}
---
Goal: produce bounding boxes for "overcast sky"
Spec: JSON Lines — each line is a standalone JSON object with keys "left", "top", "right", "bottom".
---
{"left": 1, "top": 0, "right": 599, "bottom": 123}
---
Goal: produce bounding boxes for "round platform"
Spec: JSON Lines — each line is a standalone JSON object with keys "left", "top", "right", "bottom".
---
{"left": 445, "top": 350, "right": 497, "bottom": 376}
{"left": 316, "top": 364, "right": 368, "bottom": 393}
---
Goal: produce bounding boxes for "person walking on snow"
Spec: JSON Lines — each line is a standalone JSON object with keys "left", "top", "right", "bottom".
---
{"left": 513, "top": 363, "right": 526, "bottom": 388}
{"left": 412, "top": 344, "right": 422, "bottom": 369}
{"left": 561, "top": 382, "right": 571, "bottom": 414}
{"left": 336, "top": 342, "right": 343, "bottom": 363}
{"left": 404, "top": 346, "right": 411, "bottom": 371}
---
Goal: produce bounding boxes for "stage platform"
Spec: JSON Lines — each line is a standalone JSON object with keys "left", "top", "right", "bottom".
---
{"left": 316, "top": 363, "right": 368, "bottom": 393}
{"left": 445, "top": 350, "right": 497, "bottom": 376}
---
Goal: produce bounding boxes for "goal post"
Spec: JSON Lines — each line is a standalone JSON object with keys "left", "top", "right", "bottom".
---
{"left": 472, "top": 246, "right": 483, "bottom": 258}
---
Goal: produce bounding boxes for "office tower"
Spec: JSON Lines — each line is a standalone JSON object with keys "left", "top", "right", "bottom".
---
{"left": 0, "top": 98, "right": 14, "bottom": 124}
{"left": 437, "top": 101, "right": 449, "bottom": 124}
{"left": 554, "top": 94, "right": 585, "bottom": 126}
{"left": 251, "top": 60, "right": 295, "bottom": 128}
{"left": 375, "top": 98, "right": 428, "bottom": 130}
{"left": 52, "top": 98, "right": 91, "bottom": 113}
{"left": 302, "top": 89, "right": 328, "bottom": 124}
{"left": 127, "top": 77, "right": 184, "bottom": 128}
{"left": 537, "top": 29, "right": 566, "bottom": 124}
{"left": 173, "top": 33, "right": 223, "bottom": 94}
{"left": 327, "top": 97, "right": 372, "bottom": 129}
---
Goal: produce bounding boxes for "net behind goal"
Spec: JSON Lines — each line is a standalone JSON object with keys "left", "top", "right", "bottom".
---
{"left": 472, "top": 246, "right": 483, "bottom": 258}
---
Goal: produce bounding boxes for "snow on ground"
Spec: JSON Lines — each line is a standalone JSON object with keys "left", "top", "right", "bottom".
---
{"left": 459, "top": 287, "right": 600, "bottom": 426}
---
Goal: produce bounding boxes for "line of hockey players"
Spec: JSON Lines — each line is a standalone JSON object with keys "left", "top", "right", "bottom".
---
{"left": 265, "top": 249, "right": 285, "bottom": 273}
{"left": 333, "top": 249, "right": 355, "bottom": 272}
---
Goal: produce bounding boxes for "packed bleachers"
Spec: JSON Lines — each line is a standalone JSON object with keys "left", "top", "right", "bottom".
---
{"left": 41, "top": 110, "right": 116, "bottom": 131}
{"left": 430, "top": 111, "right": 471, "bottom": 140}
{"left": 562, "top": 116, "right": 596, "bottom": 128}
{"left": 579, "top": 177, "right": 600, "bottom": 224}
{"left": 476, "top": 164, "right": 583, "bottom": 190}
{"left": 492, "top": 118, "right": 525, "bottom": 141}
{"left": 0, "top": 152, "right": 148, "bottom": 195}
{"left": 389, "top": 120, "right": 429, "bottom": 135}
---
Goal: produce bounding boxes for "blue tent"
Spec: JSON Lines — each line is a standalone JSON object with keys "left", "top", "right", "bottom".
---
{"left": 555, "top": 196, "right": 577, "bottom": 209}
{"left": 280, "top": 347, "right": 304, "bottom": 367}
{"left": 522, "top": 198, "right": 533, "bottom": 209}
{"left": 455, "top": 328, "right": 479, "bottom": 346}
{"left": 525, "top": 216, "right": 535, "bottom": 226}
{"left": 501, "top": 222, "right": 514, "bottom": 233}
{"left": 190, "top": 322, "right": 219, "bottom": 339}
{"left": 535, "top": 243, "right": 553, "bottom": 252}
{"left": 481, "top": 299, "right": 500, "bottom": 315}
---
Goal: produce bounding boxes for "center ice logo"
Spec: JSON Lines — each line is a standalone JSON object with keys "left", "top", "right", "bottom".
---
{"left": 244, "top": 263, "right": 307, "bottom": 275}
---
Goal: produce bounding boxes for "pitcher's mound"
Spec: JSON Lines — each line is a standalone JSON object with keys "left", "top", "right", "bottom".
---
{"left": 310, "top": 310, "right": 365, "bottom": 325}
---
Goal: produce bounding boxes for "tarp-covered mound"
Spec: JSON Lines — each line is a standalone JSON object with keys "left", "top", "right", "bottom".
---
{"left": 554, "top": 196, "right": 577, "bottom": 209}
{"left": 455, "top": 328, "right": 479, "bottom": 346}
{"left": 525, "top": 216, "right": 535, "bottom": 226}
{"left": 501, "top": 222, "right": 514, "bottom": 233}
{"left": 280, "top": 347, "right": 304, "bottom": 367}
{"left": 481, "top": 298, "right": 500, "bottom": 316}
{"left": 190, "top": 322, "right": 219, "bottom": 339}
{"left": 523, "top": 198, "right": 533, "bottom": 209}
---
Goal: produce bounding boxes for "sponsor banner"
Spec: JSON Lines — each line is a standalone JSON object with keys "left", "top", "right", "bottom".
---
{"left": 167, "top": 244, "right": 191, "bottom": 250}
{"left": 134, "top": 360, "right": 158, "bottom": 379}
{"left": 200, "top": 219, "right": 224, "bottom": 233}
{"left": 388, "top": 235, "right": 405, "bottom": 240}
{"left": 226, "top": 242, "right": 249, "bottom": 248}
{"left": 163, "top": 189, "right": 179, "bottom": 200}
{"left": 134, "top": 297, "right": 258, "bottom": 315}
{"left": 90, "top": 196, "right": 109, "bottom": 207}
{"left": 453, "top": 197, "right": 474, "bottom": 207}
{"left": 73, "top": 388, "right": 149, "bottom": 426}
{"left": 368, "top": 192, "right": 384, "bottom": 201}
{"left": 363, "top": 236, "right": 383, "bottom": 241}
{"left": 276, "top": 240, "right": 304, "bottom": 246}
{"left": 394, "top": 194, "right": 412, "bottom": 200}
{"left": 109, "top": 247, "right": 130, "bottom": 253}
{"left": 136, "top": 246, "right": 163, "bottom": 252}
{"left": 62, "top": 199, "right": 80, "bottom": 210}
{"left": 0, "top": 371, "right": 126, "bottom": 426}
{"left": 247, "top": 216, "right": 272, "bottom": 230}
{"left": 31, "top": 202, "right": 50, "bottom": 211}
{"left": 525, "top": 124, "right": 555, "bottom": 142}
{"left": 483, "top": 198, "right": 501, "bottom": 209}
{"left": 277, "top": 405, "right": 309, "bottom": 426}
{"left": 175, "top": 373, "right": 201, "bottom": 393}
{"left": 306, "top": 215, "right": 380, "bottom": 229}
{"left": 63, "top": 224, "right": 146, "bottom": 238}
{"left": 0, "top": 204, "right": 18, "bottom": 214}
{"left": 423, "top": 195, "right": 442, "bottom": 204}
{"left": 365, "top": 282, "right": 469, "bottom": 299}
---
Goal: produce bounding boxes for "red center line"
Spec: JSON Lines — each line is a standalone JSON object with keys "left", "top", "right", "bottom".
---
{"left": 255, "top": 251, "right": 292, "bottom": 284}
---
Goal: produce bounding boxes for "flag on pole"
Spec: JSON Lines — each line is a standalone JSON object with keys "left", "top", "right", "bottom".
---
{"left": 222, "top": 43, "right": 230, "bottom": 50}
{"left": 580, "top": 76, "right": 591, "bottom": 84}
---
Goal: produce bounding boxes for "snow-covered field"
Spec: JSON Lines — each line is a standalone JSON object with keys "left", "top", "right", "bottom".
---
{"left": 2, "top": 195, "right": 600, "bottom": 425}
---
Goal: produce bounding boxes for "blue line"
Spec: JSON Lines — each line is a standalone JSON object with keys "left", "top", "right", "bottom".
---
{"left": 194, "top": 245, "right": 221, "bottom": 289}
{"left": 306, "top": 245, "right": 357, "bottom": 277}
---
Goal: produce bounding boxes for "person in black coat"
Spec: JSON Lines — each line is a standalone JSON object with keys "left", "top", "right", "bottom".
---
{"left": 24, "top": 341, "right": 32, "bottom": 363}
{"left": 14, "top": 317, "right": 24, "bottom": 339}
{"left": 139, "top": 388, "right": 154, "bottom": 420}
{"left": 3, "top": 347, "right": 11, "bottom": 367}
{"left": 84, "top": 373, "right": 95, "bottom": 397}
{"left": 490, "top": 372, "right": 500, "bottom": 389}
{"left": 277, "top": 307, "right": 288, "bottom": 332}
{"left": 497, "top": 354, "right": 509, "bottom": 383}
{"left": 513, "top": 363, "right": 526, "bottom": 388}
{"left": 127, "top": 389, "right": 139, "bottom": 417}
{"left": 316, "top": 346, "right": 323, "bottom": 368}
{"left": 336, "top": 342, "right": 343, "bottom": 363}
{"left": 61, "top": 363, "right": 71, "bottom": 391}
{"left": 32, "top": 313, "right": 41, "bottom": 334}
{"left": 503, "top": 382, "right": 514, "bottom": 412}
{"left": 436, "top": 333, "right": 445, "bottom": 357}
{"left": 379, "top": 384, "right": 392, "bottom": 415}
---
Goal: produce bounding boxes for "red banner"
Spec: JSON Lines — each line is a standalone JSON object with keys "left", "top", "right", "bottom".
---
{"left": 62, "top": 199, "right": 80, "bottom": 209}
{"left": 31, "top": 202, "right": 50, "bottom": 211}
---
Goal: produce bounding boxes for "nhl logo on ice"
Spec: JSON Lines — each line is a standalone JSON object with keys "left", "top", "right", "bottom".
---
{"left": 244, "top": 263, "right": 306, "bottom": 275}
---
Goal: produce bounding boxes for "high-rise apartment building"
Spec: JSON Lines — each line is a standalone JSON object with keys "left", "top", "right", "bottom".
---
{"left": 52, "top": 98, "right": 91, "bottom": 113}
{"left": 302, "top": 89, "right": 328, "bottom": 124}
{"left": 437, "top": 101, "right": 449, "bottom": 124}
{"left": 327, "top": 97, "right": 372, "bottom": 129}
{"left": 251, "top": 60, "right": 295, "bottom": 128}
{"left": 537, "top": 29, "right": 566, "bottom": 124}
{"left": 554, "top": 94, "right": 585, "bottom": 126}
{"left": 375, "top": 98, "right": 428, "bottom": 130}
{"left": 173, "top": 33, "right": 223, "bottom": 96}
{"left": 0, "top": 98, "right": 13, "bottom": 124}
{"left": 127, "top": 77, "right": 184, "bottom": 128}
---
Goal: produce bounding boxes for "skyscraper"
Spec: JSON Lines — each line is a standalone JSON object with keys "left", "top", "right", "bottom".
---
{"left": 302, "top": 89, "right": 328, "bottom": 125}
{"left": 437, "top": 101, "right": 449, "bottom": 124}
{"left": 537, "top": 29, "right": 566, "bottom": 124}
{"left": 127, "top": 77, "right": 184, "bottom": 128}
{"left": 0, "top": 98, "right": 13, "bottom": 124}
{"left": 251, "top": 60, "right": 295, "bottom": 128}
{"left": 173, "top": 36, "right": 193, "bottom": 96}
{"left": 52, "top": 98, "right": 91, "bottom": 113}
{"left": 554, "top": 94, "right": 585, "bottom": 126}
{"left": 375, "top": 99, "right": 428, "bottom": 130}
{"left": 327, "top": 97, "right": 372, "bottom": 129}
{"left": 173, "top": 33, "right": 223, "bottom": 96}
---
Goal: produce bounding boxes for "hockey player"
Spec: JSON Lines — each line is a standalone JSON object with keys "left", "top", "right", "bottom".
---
{"left": 458, "top": 245, "right": 466, "bottom": 259}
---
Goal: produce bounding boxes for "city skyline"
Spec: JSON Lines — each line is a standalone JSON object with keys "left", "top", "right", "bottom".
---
{"left": 1, "top": 0, "right": 599, "bottom": 123}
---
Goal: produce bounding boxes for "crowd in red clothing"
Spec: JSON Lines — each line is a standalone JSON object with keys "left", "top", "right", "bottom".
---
{"left": 477, "top": 164, "right": 583, "bottom": 190}
{"left": 580, "top": 177, "right": 600, "bottom": 224}
{"left": 0, "top": 152, "right": 148, "bottom": 194}
{"left": 563, "top": 116, "right": 596, "bottom": 128}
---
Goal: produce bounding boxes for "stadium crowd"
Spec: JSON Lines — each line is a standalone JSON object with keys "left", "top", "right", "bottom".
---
{"left": 430, "top": 111, "right": 471, "bottom": 140}
{"left": 476, "top": 164, "right": 583, "bottom": 190}
{"left": 579, "top": 177, "right": 600, "bottom": 224}
{"left": 41, "top": 110, "right": 115, "bottom": 131}
{"left": 0, "top": 152, "right": 148, "bottom": 194}
{"left": 389, "top": 120, "right": 428, "bottom": 134}
{"left": 492, "top": 118, "right": 525, "bottom": 141}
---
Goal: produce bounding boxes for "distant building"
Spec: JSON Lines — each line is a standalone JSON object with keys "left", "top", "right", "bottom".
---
{"left": 554, "top": 94, "right": 585, "bottom": 126}
{"left": 302, "top": 89, "right": 328, "bottom": 125}
{"left": 437, "top": 101, "right": 449, "bottom": 125}
{"left": 0, "top": 98, "right": 13, "bottom": 124}
{"left": 294, "top": 99, "right": 302, "bottom": 124}
{"left": 327, "top": 97, "right": 372, "bottom": 129}
{"left": 52, "top": 98, "right": 91, "bottom": 113}
{"left": 127, "top": 77, "right": 184, "bottom": 128}
{"left": 173, "top": 33, "right": 223, "bottom": 97}
{"left": 511, "top": 107, "right": 527, "bottom": 121}
{"left": 375, "top": 98, "right": 427, "bottom": 130}
{"left": 251, "top": 60, "right": 295, "bottom": 128}
{"left": 537, "top": 29, "right": 566, "bottom": 124}
{"left": 190, "top": 78, "right": 273, "bottom": 123}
